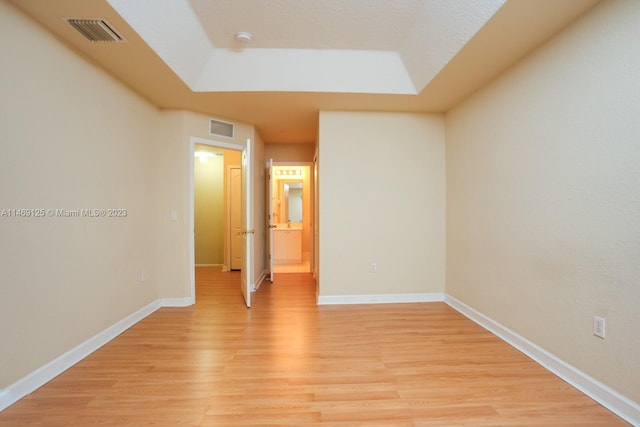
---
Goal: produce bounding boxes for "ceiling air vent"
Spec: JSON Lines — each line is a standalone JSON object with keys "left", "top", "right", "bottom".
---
{"left": 67, "top": 19, "right": 125, "bottom": 42}
{"left": 209, "top": 119, "right": 234, "bottom": 139}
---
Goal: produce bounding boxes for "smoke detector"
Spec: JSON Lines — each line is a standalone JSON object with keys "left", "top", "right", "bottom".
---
{"left": 235, "top": 32, "right": 252, "bottom": 43}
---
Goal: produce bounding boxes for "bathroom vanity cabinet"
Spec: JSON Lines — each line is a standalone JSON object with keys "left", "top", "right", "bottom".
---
{"left": 273, "top": 228, "right": 302, "bottom": 262}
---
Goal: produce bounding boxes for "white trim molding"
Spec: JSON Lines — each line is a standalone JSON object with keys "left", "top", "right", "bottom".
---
{"left": 317, "top": 292, "right": 444, "bottom": 305}
{"left": 253, "top": 269, "right": 267, "bottom": 292}
{"left": 445, "top": 294, "right": 640, "bottom": 426}
{"left": 161, "top": 297, "right": 195, "bottom": 307}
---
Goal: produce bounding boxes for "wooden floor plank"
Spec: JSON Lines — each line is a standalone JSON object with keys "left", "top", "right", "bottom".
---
{"left": 0, "top": 268, "right": 629, "bottom": 426}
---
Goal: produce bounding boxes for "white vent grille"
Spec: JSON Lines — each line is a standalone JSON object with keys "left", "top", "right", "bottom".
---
{"left": 67, "top": 19, "right": 125, "bottom": 42}
{"left": 209, "top": 119, "right": 234, "bottom": 138}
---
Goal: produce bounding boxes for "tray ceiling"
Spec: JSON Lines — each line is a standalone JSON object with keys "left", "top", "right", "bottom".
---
{"left": 8, "top": 0, "right": 601, "bottom": 142}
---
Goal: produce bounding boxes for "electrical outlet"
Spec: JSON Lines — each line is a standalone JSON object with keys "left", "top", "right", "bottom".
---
{"left": 370, "top": 262, "right": 377, "bottom": 273}
{"left": 141, "top": 270, "right": 146, "bottom": 282}
{"left": 593, "top": 316, "right": 605, "bottom": 338}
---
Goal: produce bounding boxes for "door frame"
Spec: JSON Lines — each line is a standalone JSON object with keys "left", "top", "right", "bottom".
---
{"left": 266, "top": 159, "right": 275, "bottom": 282}
{"left": 189, "top": 136, "right": 245, "bottom": 303}
{"left": 240, "top": 139, "right": 253, "bottom": 307}
{"left": 269, "top": 161, "right": 314, "bottom": 274}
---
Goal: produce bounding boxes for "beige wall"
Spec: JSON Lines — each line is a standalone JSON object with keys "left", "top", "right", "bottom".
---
{"left": 446, "top": 0, "right": 640, "bottom": 403}
{"left": 0, "top": 1, "right": 266, "bottom": 390}
{"left": 0, "top": 1, "right": 159, "bottom": 387}
{"left": 154, "top": 110, "right": 191, "bottom": 299}
{"left": 318, "top": 112, "right": 446, "bottom": 297}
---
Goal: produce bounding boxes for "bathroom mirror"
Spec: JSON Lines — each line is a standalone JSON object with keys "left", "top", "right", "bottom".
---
{"left": 278, "top": 180, "right": 303, "bottom": 224}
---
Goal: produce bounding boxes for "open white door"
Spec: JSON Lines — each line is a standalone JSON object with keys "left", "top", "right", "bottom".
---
{"left": 266, "top": 158, "right": 275, "bottom": 282}
{"left": 240, "top": 139, "right": 253, "bottom": 308}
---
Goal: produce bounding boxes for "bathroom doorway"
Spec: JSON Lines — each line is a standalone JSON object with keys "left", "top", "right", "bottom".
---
{"left": 268, "top": 162, "right": 313, "bottom": 274}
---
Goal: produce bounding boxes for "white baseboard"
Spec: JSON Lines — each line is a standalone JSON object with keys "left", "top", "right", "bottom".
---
{"left": 253, "top": 269, "right": 267, "bottom": 291}
{"left": 0, "top": 300, "right": 162, "bottom": 412}
{"left": 444, "top": 294, "right": 640, "bottom": 426}
{"left": 160, "top": 297, "right": 194, "bottom": 307}
{"left": 0, "top": 297, "right": 195, "bottom": 413}
{"left": 317, "top": 292, "right": 444, "bottom": 305}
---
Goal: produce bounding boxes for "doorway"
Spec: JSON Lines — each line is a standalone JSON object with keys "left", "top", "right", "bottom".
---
{"left": 194, "top": 143, "right": 242, "bottom": 271}
{"left": 269, "top": 163, "right": 313, "bottom": 274}
{"left": 189, "top": 136, "right": 249, "bottom": 305}
{"left": 194, "top": 144, "right": 224, "bottom": 268}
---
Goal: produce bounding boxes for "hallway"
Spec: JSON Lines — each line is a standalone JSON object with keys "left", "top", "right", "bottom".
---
{"left": 0, "top": 268, "right": 626, "bottom": 426}
{"left": 272, "top": 256, "right": 312, "bottom": 273}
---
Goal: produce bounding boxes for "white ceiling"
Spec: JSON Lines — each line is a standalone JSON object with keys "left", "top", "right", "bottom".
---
{"left": 107, "top": 0, "right": 504, "bottom": 94}
{"left": 9, "top": 0, "right": 600, "bottom": 143}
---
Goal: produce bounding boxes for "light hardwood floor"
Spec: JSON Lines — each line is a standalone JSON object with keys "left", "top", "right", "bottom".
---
{"left": 0, "top": 268, "right": 628, "bottom": 426}
{"left": 273, "top": 254, "right": 311, "bottom": 273}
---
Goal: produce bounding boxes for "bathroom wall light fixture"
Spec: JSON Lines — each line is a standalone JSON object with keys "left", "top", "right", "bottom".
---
{"left": 275, "top": 169, "right": 302, "bottom": 176}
